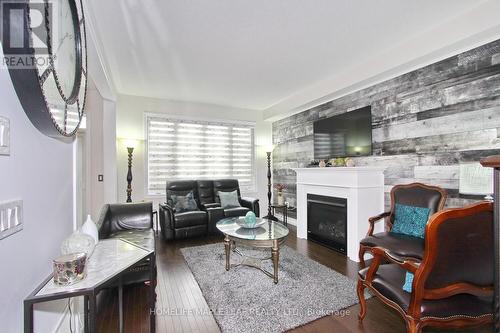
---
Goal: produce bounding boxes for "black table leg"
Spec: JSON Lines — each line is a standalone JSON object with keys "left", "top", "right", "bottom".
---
{"left": 84, "top": 295, "right": 89, "bottom": 333}
{"left": 149, "top": 253, "right": 156, "bottom": 333}
{"left": 89, "top": 294, "right": 97, "bottom": 333}
{"left": 119, "top": 279, "right": 124, "bottom": 333}
{"left": 24, "top": 301, "right": 33, "bottom": 333}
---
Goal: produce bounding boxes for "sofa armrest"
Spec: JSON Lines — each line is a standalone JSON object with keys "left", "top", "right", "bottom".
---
{"left": 240, "top": 197, "right": 260, "bottom": 217}
{"left": 206, "top": 207, "right": 225, "bottom": 234}
{"left": 98, "top": 202, "right": 153, "bottom": 238}
{"left": 159, "top": 202, "right": 175, "bottom": 240}
{"left": 97, "top": 204, "right": 112, "bottom": 239}
{"left": 202, "top": 202, "right": 221, "bottom": 209}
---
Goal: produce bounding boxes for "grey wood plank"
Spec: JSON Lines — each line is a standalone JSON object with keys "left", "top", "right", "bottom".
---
{"left": 372, "top": 128, "right": 500, "bottom": 156}
{"left": 372, "top": 107, "right": 500, "bottom": 143}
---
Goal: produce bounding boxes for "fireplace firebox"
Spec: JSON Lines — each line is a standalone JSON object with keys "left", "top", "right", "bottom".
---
{"left": 307, "top": 194, "right": 347, "bottom": 254}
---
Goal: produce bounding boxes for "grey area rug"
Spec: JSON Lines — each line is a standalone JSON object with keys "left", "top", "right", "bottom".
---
{"left": 180, "top": 243, "right": 369, "bottom": 333}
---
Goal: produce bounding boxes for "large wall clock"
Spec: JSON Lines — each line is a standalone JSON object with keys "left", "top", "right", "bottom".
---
{"left": 1, "top": 0, "right": 87, "bottom": 137}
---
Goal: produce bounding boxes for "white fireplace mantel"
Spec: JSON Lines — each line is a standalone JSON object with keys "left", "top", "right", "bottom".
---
{"left": 293, "top": 166, "right": 385, "bottom": 262}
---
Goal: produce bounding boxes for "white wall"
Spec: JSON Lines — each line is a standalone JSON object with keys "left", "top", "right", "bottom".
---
{"left": 102, "top": 99, "right": 117, "bottom": 205}
{"left": 86, "top": 81, "right": 118, "bottom": 220}
{"left": 84, "top": 7, "right": 119, "bottom": 218}
{"left": 86, "top": 82, "right": 105, "bottom": 220}
{"left": 115, "top": 94, "right": 272, "bottom": 215}
{"left": 0, "top": 54, "right": 74, "bottom": 332}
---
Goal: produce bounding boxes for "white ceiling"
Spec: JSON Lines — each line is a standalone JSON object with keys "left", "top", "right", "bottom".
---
{"left": 87, "top": 0, "right": 490, "bottom": 112}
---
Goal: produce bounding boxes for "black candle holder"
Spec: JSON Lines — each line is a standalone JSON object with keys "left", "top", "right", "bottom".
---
{"left": 264, "top": 151, "right": 278, "bottom": 221}
{"left": 126, "top": 147, "right": 134, "bottom": 202}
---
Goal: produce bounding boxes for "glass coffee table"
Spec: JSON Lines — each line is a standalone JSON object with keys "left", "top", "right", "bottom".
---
{"left": 216, "top": 217, "right": 289, "bottom": 283}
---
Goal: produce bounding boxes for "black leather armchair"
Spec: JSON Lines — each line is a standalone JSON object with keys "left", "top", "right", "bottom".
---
{"left": 210, "top": 179, "right": 259, "bottom": 234}
{"left": 357, "top": 201, "right": 494, "bottom": 332}
{"left": 97, "top": 202, "right": 155, "bottom": 285}
{"left": 159, "top": 180, "right": 208, "bottom": 240}
{"left": 213, "top": 179, "right": 260, "bottom": 218}
{"left": 359, "top": 183, "right": 447, "bottom": 267}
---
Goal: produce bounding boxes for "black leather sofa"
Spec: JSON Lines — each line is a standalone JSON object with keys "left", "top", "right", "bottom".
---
{"left": 97, "top": 202, "right": 156, "bottom": 285}
{"left": 159, "top": 179, "right": 259, "bottom": 240}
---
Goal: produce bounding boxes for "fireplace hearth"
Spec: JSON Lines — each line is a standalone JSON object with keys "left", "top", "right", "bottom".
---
{"left": 307, "top": 194, "right": 347, "bottom": 254}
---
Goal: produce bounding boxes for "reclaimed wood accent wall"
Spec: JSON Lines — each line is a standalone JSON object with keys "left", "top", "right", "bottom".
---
{"left": 272, "top": 39, "right": 500, "bottom": 217}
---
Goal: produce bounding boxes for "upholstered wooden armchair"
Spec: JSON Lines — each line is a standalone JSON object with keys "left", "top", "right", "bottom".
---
{"left": 359, "top": 183, "right": 447, "bottom": 267}
{"left": 357, "top": 201, "right": 494, "bottom": 333}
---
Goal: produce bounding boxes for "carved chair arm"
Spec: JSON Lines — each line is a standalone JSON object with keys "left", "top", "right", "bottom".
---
{"left": 367, "top": 211, "right": 391, "bottom": 236}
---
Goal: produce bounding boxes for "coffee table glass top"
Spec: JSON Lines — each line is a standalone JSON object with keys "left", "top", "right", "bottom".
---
{"left": 216, "top": 217, "right": 289, "bottom": 240}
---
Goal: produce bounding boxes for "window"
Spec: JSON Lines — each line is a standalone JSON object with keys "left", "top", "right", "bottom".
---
{"left": 146, "top": 114, "right": 255, "bottom": 195}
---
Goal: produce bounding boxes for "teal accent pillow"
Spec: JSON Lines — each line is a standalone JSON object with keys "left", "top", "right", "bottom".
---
{"left": 391, "top": 203, "right": 431, "bottom": 239}
{"left": 170, "top": 191, "right": 199, "bottom": 213}
{"left": 219, "top": 190, "right": 241, "bottom": 209}
{"left": 403, "top": 272, "right": 414, "bottom": 293}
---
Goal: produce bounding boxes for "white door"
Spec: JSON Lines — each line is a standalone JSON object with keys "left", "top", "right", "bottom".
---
{"left": 75, "top": 130, "right": 87, "bottom": 227}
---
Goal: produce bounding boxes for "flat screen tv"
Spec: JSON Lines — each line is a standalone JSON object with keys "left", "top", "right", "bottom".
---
{"left": 313, "top": 106, "right": 372, "bottom": 160}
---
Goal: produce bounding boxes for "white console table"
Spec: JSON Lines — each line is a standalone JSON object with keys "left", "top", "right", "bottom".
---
{"left": 24, "top": 239, "right": 156, "bottom": 333}
{"left": 293, "top": 167, "right": 385, "bottom": 262}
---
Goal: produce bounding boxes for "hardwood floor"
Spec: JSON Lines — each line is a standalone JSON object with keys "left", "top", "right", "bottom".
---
{"left": 97, "top": 226, "right": 493, "bottom": 333}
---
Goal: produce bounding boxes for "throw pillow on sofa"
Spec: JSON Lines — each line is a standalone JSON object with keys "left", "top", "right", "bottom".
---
{"left": 218, "top": 190, "right": 241, "bottom": 208}
{"left": 170, "top": 191, "right": 199, "bottom": 213}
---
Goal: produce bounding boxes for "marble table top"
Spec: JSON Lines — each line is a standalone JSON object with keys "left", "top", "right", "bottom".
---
{"left": 36, "top": 238, "right": 152, "bottom": 297}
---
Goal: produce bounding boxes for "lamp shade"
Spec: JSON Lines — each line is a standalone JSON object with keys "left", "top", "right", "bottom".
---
{"left": 122, "top": 138, "right": 139, "bottom": 149}
{"left": 459, "top": 162, "right": 494, "bottom": 195}
{"left": 264, "top": 143, "right": 275, "bottom": 153}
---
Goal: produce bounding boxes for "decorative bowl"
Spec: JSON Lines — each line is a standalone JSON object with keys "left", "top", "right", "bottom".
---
{"left": 61, "top": 230, "right": 95, "bottom": 258}
{"left": 236, "top": 217, "right": 266, "bottom": 229}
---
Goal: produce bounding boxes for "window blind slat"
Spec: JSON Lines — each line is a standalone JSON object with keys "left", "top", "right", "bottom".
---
{"left": 146, "top": 115, "right": 255, "bottom": 195}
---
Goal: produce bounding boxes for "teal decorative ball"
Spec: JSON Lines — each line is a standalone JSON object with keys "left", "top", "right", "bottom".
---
{"left": 244, "top": 211, "right": 257, "bottom": 226}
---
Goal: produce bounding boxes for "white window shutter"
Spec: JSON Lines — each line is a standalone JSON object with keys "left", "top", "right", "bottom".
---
{"left": 146, "top": 116, "right": 255, "bottom": 195}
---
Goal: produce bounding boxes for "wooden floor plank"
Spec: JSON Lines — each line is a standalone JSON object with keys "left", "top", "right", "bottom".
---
{"left": 157, "top": 258, "right": 181, "bottom": 332}
{"left": 156, "top": 259, "right": 176, "bottom": 332}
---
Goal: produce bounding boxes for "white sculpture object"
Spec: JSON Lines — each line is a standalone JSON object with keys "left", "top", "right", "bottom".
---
{"left": 61, "top": 230, "right": 95, "bottom": 257}
{"left": 81, "top": 214, "right": 99, "bottom": 244}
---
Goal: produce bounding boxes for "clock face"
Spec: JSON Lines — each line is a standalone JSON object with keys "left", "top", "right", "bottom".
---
{"left": 53, "top": 0, "right": 78, "bottom": 101}
{"left": 5, "top": 0, "right": 87, "bottom": 137}
{"left": 40, "top": 0, "right": 86, "bottom": 136}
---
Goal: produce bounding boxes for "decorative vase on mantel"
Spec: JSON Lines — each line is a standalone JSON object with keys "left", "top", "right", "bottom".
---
{"left": 274, "top": 183, "right": 287, "bottom": 206}
{"left": 277, "top": 191, "right": 285, "bottom": 206}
